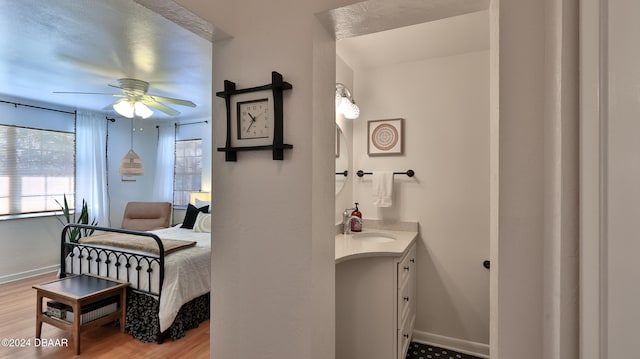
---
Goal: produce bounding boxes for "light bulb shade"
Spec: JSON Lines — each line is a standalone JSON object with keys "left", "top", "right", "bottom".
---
{"left": 336, "top": 97, "right": 349, "bottom": 114}
{"left": 113, "top": 99, "right": 154, "bottom": 119}
{"left": 343, "top": 102, "right": 360, "bottom": 119}
{"left": 113, "top": 99, "right": 134, "bottom": 118}
{"left": 134, "top": 102, "right": 153, "bottom": 119}
{"left": 118, "top": 149, "right": 144, "bottom": 176}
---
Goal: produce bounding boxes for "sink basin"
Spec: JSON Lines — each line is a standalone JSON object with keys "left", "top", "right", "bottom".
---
{"left": 352, "top": 232, "right": 396, "bottom": 243}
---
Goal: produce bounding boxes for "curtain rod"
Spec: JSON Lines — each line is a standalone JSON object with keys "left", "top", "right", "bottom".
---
{"left": 176, "top": 120, "right": 208, "bottom": 127}
{"left": 0, "top": 99, "right": 76, "bottom": 115}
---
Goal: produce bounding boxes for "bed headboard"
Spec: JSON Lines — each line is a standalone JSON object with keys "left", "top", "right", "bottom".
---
{"left": 121, "top": 202, "right": 172, "bottom": 231}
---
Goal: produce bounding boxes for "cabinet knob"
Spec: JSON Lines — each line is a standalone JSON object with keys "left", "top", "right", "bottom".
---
{"left": 403, "top": 296, "right": 409, "bottom": 302}
{"left": 403, "top": 334, "right": 409, "bottom": 339}
{"left": 404, "top": 266, "right": 410, "bottom": 271}
{"left": 410, "top": 258, "right": 415, "bottom": 263}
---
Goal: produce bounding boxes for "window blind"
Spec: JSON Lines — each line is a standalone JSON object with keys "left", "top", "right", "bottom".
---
{"left": 173, "top": 139, "right": 202, "bottom": 207}
{"left": 0, "top": 124, "right": 75, "bottom": 216}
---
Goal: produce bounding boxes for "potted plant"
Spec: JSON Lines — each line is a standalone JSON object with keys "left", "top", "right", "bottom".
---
{"left": 55, "top": 194, "right": 98, "bottom": 243}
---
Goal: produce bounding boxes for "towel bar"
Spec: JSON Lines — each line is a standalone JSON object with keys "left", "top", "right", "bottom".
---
{"left": 356, "top": 169, "right": 415, "bottom": 178}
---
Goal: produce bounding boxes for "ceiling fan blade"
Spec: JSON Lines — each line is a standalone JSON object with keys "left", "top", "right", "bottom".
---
{"left": 53, "top": 91, "right": 124, "bottom": 97}
{"left": 141, "top": 98, "right": 181, "bottom": 116}
{"left": 148, "top": 95, "right": 196, "bottom": 107}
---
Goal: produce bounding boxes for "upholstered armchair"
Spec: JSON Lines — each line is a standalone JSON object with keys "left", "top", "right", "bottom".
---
{"left": 121, "top": 202, "right": 172, "bottom": 231}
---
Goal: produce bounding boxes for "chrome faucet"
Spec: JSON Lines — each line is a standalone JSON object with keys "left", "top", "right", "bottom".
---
{"left": 342, "top": 208, "right": 362, "bottom": 234}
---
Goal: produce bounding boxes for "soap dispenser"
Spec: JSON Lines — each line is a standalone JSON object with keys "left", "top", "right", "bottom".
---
{"left": 350, "top": 202, "right": 362, "bottom": 232}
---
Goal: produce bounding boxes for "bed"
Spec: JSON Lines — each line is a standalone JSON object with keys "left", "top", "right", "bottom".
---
{"left": 58, "top": 202, "right": 211, "bottom": 343}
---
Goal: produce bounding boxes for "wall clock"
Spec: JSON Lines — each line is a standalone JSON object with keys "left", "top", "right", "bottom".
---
{"left": 216, "top": 71, "right": 293, "bottom": 161}
{"left": 237, "top": 98, "right": 270, "bottom": 140}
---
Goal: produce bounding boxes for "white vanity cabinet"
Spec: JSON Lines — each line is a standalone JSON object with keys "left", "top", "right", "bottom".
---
{"left": 336, "top": 241, "right": 417, "bottom": 359}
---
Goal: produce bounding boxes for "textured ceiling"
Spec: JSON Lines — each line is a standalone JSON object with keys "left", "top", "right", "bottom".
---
{"left": 0, "top": 0, "right": 212, "bottom": 121}
{"left": 337, "top": 10, "right": 490, "bottom": 69}
{"left": 318, "top": 0, "right": 489, "bottom": 40}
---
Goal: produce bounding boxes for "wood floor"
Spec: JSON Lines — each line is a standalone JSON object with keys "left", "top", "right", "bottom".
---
{"left": 0, "top": 273, "right": 210, "bottom": 359}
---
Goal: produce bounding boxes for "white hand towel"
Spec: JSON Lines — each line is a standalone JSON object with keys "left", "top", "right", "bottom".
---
{"left": 372, "top": 171, "right": 394, "bottom": 207}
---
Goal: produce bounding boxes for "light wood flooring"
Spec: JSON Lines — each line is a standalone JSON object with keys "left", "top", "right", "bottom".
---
{"left": 0, "top": 273, "right": 210, "bottom": 359}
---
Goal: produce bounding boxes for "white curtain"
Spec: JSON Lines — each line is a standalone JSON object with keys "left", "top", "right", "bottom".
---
{"left": 152, "top": 124, "right": 175, "bottom": 202}
{"left": 75, "top": 110, "right": 110, "bottom": 227}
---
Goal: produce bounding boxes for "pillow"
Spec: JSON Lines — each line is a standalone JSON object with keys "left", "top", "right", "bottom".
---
{"left": 195, "top": 199, "right": 211, "bottom": 212}
{"left": 193, "top": 212, "right": 211, "bottom": 233}
{"left": 181, "top": 204, "right": 209, "bottom": 229}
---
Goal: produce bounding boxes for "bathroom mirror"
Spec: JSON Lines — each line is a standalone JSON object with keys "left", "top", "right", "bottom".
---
{"left": 335, "top": 124, "right": 349, "bottom": 195}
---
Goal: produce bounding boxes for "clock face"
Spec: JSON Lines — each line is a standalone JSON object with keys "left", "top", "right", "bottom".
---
{"left": 237, "top": 99, "right": 270, "bottom": 140}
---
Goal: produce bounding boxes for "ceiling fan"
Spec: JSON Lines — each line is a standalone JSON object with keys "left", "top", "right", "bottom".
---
{"left": 54, "top": 78, "right": 196, "bottom": 118}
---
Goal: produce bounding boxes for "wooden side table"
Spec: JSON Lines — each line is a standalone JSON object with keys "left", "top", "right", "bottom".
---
{"left": 33, "top": 274, "right": 128, "bottom": 355}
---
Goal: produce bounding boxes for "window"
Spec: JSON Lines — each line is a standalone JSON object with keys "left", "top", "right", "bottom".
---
{"left": 174, "top": 139, "right": 202, "bottom": 208}
{"left": 0, "top": 125, "right": 75, "bottom": 216}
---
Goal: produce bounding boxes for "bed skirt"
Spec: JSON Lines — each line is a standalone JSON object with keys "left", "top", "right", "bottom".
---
{"left": 125, "top": 289, "right": 210, "bottom": 342}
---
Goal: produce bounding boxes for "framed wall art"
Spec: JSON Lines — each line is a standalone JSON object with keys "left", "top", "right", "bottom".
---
{"left": 368, "top": 118, "right": 403, "bottom": 156}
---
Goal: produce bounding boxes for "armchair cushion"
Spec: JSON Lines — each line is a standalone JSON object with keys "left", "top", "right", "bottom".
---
{"left": 121, "top": 202, "right": 172, "bottom": 231}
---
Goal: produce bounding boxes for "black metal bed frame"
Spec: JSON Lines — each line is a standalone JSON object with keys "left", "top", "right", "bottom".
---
{"left": 59, "top": 223, "right": 166, "bottom": 341}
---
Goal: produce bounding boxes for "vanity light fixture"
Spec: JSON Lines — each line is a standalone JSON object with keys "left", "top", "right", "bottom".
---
{"left": 335, "top": 83, "right": 360, "bottom": 119}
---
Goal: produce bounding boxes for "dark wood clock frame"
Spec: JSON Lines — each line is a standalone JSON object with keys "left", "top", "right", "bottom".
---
{"left": 216, "top": 71, "right": 293, "bottom": 161}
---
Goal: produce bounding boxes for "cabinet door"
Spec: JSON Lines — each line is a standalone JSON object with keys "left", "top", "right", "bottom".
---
{"left": 397, "top": 243, "right": 417, "bottom": 359}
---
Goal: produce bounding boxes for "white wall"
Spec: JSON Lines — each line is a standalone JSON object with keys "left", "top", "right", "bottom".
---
{"left": 198, "top": 0, "right": 340, "bottom": 357}
{"left": 497, "top": 0, "right": 545, "bottom": 356}
{"left": 590, "top": 1, "right": 640, "bottom": 357}
{"left": 351, "top": 51, "right": 490, "bottom": 347}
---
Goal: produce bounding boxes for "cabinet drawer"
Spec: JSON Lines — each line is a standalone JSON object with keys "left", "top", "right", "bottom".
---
{"left": 398, "top": 244, "right": 416, "bottom": 287}
{"left": 397, "top": 315, "right": 415, "bottom": 359}
{"left": 398, "top": 278, "right": 411, "bottom": 325}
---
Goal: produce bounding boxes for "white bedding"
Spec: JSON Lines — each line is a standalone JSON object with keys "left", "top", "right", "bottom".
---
{"left": 66, "top": 225, "right": 211, "bottom": 332}
{"left": 150, "top": 226, "right": 211, "bottom": 331}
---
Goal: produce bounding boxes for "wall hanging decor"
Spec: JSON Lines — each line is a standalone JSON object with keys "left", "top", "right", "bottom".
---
{"left": 216, "top": 71, "right": 293, "bottom": 161}
{"left": 367, "top": 118, "right": 403, "bottom": 156}
{"left": 119, "top": 116, "right": 144, "bottom": 178}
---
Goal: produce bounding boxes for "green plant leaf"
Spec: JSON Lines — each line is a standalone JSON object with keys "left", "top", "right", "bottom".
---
{"left": 54, "top": 194, "right": 98, "bottom": 243}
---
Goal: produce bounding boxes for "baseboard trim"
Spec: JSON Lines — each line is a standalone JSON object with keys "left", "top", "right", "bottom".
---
{"left": 412, "top": 330, "right": 490, "bottom": 359}
{"left": 0, "top": 265, "right": 59, "bottom": 285}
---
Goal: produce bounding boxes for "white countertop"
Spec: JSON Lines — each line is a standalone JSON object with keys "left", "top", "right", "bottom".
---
{"left": 335, "top": 228, "right": 418, "bottom": 264}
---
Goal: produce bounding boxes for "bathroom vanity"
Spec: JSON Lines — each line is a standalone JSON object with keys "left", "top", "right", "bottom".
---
{"left": 335, "top": 226, "right": 418, "bottom": 359}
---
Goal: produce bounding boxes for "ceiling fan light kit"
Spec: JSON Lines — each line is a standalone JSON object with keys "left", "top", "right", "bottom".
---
{"left": 54, "top": 78, "right": 197, "bottom": 119}
{"left": 113, "top": 98, "right": 154, "bottom": 119}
